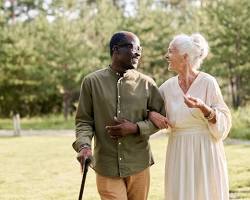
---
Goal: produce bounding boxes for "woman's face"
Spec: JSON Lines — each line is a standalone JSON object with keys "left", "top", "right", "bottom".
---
{"left": 165, "top": 43, "right": 186, "bottom": 72}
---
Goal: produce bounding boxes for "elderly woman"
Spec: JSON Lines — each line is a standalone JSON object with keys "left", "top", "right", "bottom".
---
{"left": 149, "top": 33, "right": 232, "bottom": 200}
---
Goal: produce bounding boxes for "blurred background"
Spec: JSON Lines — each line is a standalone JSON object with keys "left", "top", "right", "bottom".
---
{"left": 1, "top": 0, "right": 250, "bottom": 139}
{"left": 0, "top": 0, "right": 249, "bottom": 139}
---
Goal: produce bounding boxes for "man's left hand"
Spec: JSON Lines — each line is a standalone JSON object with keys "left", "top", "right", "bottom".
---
{"left": 105, "top": 118, "right": 138, "bottom": 138}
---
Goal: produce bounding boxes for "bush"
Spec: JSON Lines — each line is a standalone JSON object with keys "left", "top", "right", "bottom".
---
{"left": 229, "top": 106, "right": 250, "bottom": 139}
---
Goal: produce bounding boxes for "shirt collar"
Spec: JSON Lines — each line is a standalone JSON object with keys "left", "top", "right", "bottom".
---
{"left": 108, "top": 65, "right": 122, "bottom": 77}
{"left": 108, "top": 65, "right": 138, "bottom": 81}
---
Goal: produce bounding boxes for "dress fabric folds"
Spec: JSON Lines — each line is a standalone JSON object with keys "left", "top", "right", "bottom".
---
{"left": 160, "top": 72, "right": 231, "bottom": 200}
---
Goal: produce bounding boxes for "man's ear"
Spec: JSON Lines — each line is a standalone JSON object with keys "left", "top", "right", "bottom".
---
{"left": 113, "top": 46, "right": 119, "bottom": 54}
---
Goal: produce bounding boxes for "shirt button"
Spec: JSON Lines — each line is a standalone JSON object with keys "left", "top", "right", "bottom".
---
{"left": 118, "top": 110, "right": 120, "bottom": 113}
{"left": 119, "top": 157, "right": 122, "bottom": 161}
{"left": 118, "top": 96, "right": 120, "bottom": 98}
{"left": 118, "top": 142, "right": 121, "bottom": 145}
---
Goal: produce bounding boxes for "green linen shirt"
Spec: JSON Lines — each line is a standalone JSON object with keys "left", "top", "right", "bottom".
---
{"left": 72, "top": 67, "right": 165, "bottom": 177}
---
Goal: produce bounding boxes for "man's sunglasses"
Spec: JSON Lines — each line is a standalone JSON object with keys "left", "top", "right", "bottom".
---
{"left": 117, "top": 43, "right": 142, "bottom": 53}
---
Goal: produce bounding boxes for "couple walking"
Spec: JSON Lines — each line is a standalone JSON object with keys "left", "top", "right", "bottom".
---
{"left": 72, "top": 31, "right": 231, "bottom": 200}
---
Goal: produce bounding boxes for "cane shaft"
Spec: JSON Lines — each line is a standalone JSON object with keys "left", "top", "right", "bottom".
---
{"left": 78, "top": 159, "right": 91, "bottom": 200}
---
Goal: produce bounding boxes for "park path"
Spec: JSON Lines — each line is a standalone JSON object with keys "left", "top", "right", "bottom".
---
{"left": 0, "top": 129, "right": 250, "bottom": 145}
{"left": 0, "top": 129, "right": 74, "bottom": 137}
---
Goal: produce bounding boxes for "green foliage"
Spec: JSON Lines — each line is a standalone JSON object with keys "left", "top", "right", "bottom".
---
{"left": 230, "top": 106, "right": 250, "bottom": 140}
{"left": 0, "top": 21, "right": 61, "bottom": 116}
{"left": 199, "top": 0, "right": 250, "bottom": 107}
{"left": 0, "top": 0, "right": 250, "bottom": 117}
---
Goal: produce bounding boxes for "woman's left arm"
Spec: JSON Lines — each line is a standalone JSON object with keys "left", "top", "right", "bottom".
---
{"left": 184, "top": 77, "right": 232, "bottom": 140}
{"left": 205, "top": 77, "right": 232, "bottom": 140}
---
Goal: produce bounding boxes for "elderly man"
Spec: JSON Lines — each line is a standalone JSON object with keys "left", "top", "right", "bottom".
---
{"left": 73, "top": 31, "right": 165, "bottom": 200}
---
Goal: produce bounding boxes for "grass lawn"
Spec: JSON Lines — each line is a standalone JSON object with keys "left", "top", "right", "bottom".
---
{"left": 1, "top": 106, "right": 250, "bottom": 140}
{"left": 0, "top": 135, "right": 249, "bottom": 200}
{"left": 0, "top": 115, "right": 74, "bottom": 130}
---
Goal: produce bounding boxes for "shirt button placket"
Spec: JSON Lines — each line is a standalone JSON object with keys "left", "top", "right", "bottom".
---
{"left": 117, "top": 138, "right": 123, "bottom": 176}
{"left": 117, "top": 77, "right": 123, "bottom": 176}
{"left": 117, "top": 78, "right": 122, "bottom": 118}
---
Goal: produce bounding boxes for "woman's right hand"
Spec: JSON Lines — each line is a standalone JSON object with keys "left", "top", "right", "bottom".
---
{"left": 148, "top": 111, "right": 173, "bottom": 129}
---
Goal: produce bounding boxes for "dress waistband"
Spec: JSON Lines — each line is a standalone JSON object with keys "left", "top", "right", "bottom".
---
{"left": 170, "top": 127, "right": 210, "bottom": 136}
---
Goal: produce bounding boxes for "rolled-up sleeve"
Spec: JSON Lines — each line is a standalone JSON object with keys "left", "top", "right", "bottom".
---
{"left": 137, "top": 81, "right": 166, "bottom": 138}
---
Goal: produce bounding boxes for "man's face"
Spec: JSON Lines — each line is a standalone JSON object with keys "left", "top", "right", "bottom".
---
{"left": 115, "top": 35, "right": 142, "bottom": 70}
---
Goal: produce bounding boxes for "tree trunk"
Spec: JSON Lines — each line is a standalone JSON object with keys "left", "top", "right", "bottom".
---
{"left": 228, "top": 61, "right": 241, "bottom": 108}
{"left": 10, "top": 0, "right": 16, "bottom": 23}
{"left": 13, "top": 113, "right": 21, "bottom": 136}
{"left": 63, "top": 90, "right": 71, "bottom": 120}
{"left": 229, "top": 75, "right": 240, "bottom": 109}
{"left": 235, "top": 75, "right": 241, "bottom": 107}
{"left": 231, "top": 31, "right": 241, "bottom": 108}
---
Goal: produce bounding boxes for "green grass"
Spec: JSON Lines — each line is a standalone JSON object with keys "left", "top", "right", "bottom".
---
{"left": 226, "top": 144, "right": 250, "bottom": 199}
{"left": 0, "top": 135, "right": 249, "bottom": 200}
{"left": 1, "top": 106, "right": 250, "bottom": 140}
{"left": 0, "top": 114, "right": 74, "bottom": 130}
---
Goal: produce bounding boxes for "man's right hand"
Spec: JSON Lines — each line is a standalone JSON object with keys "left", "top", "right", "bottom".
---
{"left": 77, "top": 147, "right": 92, "bottom": 172}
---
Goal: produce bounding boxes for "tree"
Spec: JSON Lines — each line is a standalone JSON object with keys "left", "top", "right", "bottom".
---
{"left": 200, "top": 0, "right": 250, "bottom": 108}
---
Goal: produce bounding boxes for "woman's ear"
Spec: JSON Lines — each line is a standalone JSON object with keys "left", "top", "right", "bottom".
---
{"left": 183, "top": 53, "right": 189, "bottom": 62}
{"left": 180, "top": 53, "right": 189, "bottom": 68}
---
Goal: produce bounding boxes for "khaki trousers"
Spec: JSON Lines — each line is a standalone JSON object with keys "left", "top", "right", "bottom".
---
{"left": 96, "top": 167, "right": 150, "bottom": 200}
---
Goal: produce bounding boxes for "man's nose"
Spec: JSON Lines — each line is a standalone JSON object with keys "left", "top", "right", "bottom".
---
{"left": 134, "top": 51, "right": 141, "bottom": 57}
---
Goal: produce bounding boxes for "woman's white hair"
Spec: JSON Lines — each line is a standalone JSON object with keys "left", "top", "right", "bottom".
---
{"left": 170, "top": 33, "right": 209, "bottom": 69}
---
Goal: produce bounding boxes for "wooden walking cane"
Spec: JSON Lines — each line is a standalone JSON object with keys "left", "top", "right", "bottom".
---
{"left": 78, "top": 158, "right": 91, "bottom": 200}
